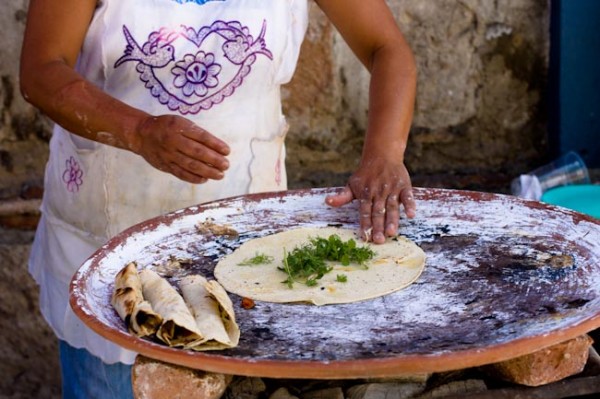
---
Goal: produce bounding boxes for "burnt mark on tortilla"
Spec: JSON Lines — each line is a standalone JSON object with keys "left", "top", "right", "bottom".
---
{"left": 134, "top": 309, "right": 162, "bottom": 331}
{"left": 114, "top": 286, "right": 134, "bottom": 298}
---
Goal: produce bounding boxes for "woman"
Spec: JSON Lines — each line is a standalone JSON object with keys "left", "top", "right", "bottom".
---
{"left": 20, "top": 0, "right": 417, "bottom": 397}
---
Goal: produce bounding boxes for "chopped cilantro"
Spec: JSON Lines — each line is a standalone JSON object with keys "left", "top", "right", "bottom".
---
{"left": 238, "top": 252, "right": 274, "bottom": 266}
{"left": 336, "top": 274, "right": 348, "bottom": 283}
{"left": 278, "top": 234, "right": 375, "bottom": 288}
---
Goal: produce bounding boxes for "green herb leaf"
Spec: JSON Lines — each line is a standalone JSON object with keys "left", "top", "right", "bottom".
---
{"left": 238, "top": 252, "right": 274, "bottom": 266}
{"left": 280, "top": 234, "right": 375, "bottom": 288}
{"left": 279, "top": 248, "right": 295, "bottom": 288}
{"left": 306, "top": 278, "right": 318, "bottom": 287}
{"left": 336, "top": 274, "right": 348, "bottom": 283}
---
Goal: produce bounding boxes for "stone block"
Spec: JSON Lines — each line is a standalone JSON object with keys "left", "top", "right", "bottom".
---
{"left": 132, "top": 356, "right": 231, "bottom": 399}
{"left": 482, "top": 334, "right": 594, "bottom": 387}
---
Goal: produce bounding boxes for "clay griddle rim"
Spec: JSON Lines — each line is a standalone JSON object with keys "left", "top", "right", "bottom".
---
{"left": 69, "top": 187, "right": 600, "bottom": 379}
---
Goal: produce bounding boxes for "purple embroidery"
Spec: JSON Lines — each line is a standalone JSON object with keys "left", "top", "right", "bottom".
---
{"left": 62, "top": 156, "right": 83, "bottom": 193}
{"left": 275, "top": 156, "right": 282, "bottom": 187}
{"left": 114, "top": 27, "right": 178, "bottom": 69}
{"left": 172, "top": 0, "right": 225, "bottom": 4}
{"left": 172, "top": 51, "right": 221, "bottom": 97}
{"left": 114, "top": 20, "right": 273, "bottom": 114}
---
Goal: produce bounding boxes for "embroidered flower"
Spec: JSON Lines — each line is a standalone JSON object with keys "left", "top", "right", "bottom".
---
{"left": 172, "top": 51, "right": 221, "bottom": 97}
{"left": 62, "top": 156, "right": 83, "bottom": 193}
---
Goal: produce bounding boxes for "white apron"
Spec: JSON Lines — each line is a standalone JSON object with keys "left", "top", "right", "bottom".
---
{"left": 29, "top": 0, "right": 308, "bottom": 364}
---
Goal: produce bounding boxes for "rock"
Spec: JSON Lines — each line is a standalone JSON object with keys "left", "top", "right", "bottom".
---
{"left": 132, "top": 356, "right": 230, "bottom": 399}
{"left": 300, "top": 387, "right": 344, "bottom": 399}
{"left": 223, "top": 376, "right": 267, "bottom": 399}
{"left": 269, "top": 387, "right": 300, "bottom": 399}
{"left": 414, "top": 379, "right": 487, "bottom": 398}
{"left": 346, "top": 382, "right": 426, "bottom": 399}
{"left": 481, "top": 334, "right": 594, "bottom": 387}
{"left": 582, "top": 346, "right": 600, "bottom": 376}
{"left": 365, "top": 373, "right": 431, "bottom": 384}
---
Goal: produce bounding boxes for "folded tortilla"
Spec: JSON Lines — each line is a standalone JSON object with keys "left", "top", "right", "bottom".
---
{"left": 130, "top": 300, "right": 163, "bottom": 337}
{"left": 113, "top": 266, "right": 239, "bottom": 350}
{"left": 179, "top": 275, "right": 240, "bottom": 350}
{"left": 139, "top": 269, "right": 204, "bottom": 348}
{"left": 111, "top": 262, "right": 162, "bottom": 336}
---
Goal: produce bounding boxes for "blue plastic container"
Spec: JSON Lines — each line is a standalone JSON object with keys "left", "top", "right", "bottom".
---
{"left": 541, "top": 184, "right": 600, "bottom": 219}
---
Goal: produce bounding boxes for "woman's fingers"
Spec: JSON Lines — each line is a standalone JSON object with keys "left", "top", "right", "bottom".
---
{"left": 176, "top": 138, "right": 230, "bottom": 173}
{"left": 370, "top": 197, "right": 388, "bottom": 244}
{"left": 356, "top": 184, "right": 391, "bottom": 244}
{"left": 325, "top": 186, "right": 354, "bottom": 207}
{"left": 171, "top": 151, "right": 226, "bottom": 181}
{"left": 165, "top": 162, "right": 209, "bottom": 185}
{"left": 136, "top": 115, "right": 231, "bottom": 183}
{"left": 384, "top": 193, "right": 401, "bottom": 236}
{"left": 358, "top": 198, "right": 374, "bottom": 242}
{"left": 181, "top": 125, "right": 231, "bottom": 157}
{"left": 400, "top": 186, "right": 416, "bottom": 219}
{"left": 326, "top": 163, "right": 416, "bottom": 244}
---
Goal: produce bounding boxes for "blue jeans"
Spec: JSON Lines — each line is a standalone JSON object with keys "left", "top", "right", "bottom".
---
{"left": 59, "top": 340, "right": 133, "bottom": 399}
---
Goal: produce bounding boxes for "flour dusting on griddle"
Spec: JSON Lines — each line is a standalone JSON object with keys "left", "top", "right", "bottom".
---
{"left": 71, "top": 188, "right": 600, "bottom": 370}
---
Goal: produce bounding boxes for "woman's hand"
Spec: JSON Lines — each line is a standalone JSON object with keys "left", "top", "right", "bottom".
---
{"left": 326, "top": 157, "right": 416, "bottom": 244}
{"left": 20, "top": 0, "right": 231, "bottom": 185}
{"left": 134, "top": 115, "right": 230, "bottom": 184}
{"left": 317, "top": 0, "right": 418, "bottom": 243}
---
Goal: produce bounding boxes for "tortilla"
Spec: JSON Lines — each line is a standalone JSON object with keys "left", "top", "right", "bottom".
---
{"left": 214, "top": 227, "right": 426, "bottom": 306}
{"left": 130, "top": 300, "right": 163, "bottom": 337}
{"left": 179, "top": 275, "right": 240, "bottom": 350}
{"left": 111, "top": 262, "right": 162, "bottom": 336}
{"left": 112, "top": 261, "right": 240, "bottom": 350}
{"left": 111, "top": 262, "right": 143, "bottom": 323}
{"left": 139, "top": 269, "right": 204, "bottom": 348}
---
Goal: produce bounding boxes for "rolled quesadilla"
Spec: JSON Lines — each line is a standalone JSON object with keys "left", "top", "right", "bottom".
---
{"left": 139, "top": 269, "right": 204, "bottom": 347}
{"left": 112, "top": 265, "right": 240, "bottom": 351}
{"left": 130, "top": 300, "right": 163, "bottom": 337}
{"left": 179, "top": 275, "right": 240, "bottom": 350}
{"left": 111, "top": 262, "right": 162, "bottom": 336}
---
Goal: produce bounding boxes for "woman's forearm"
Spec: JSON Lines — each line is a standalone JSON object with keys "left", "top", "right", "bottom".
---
{"left": 318, "top": 0, "right": 418, "bottom": 243}
{"left": 362, "top": 39, "right": 417, "bottom": 163}
{"left": 20, "top": 59, "right": 147, "bottom": 152}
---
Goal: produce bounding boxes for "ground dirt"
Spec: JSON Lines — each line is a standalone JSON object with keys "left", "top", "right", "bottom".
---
{"left": 0, "top": 229, "right": 60, "bottom": 399}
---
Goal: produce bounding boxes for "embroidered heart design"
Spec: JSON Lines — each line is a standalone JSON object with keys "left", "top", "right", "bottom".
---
{"left": 114, "top": 20, "right": 272, "bottom": 114}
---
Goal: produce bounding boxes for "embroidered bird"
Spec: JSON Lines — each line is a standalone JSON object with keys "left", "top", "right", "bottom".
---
{"left": 222, "top": 20, "right": 273, "bottom": 65}
{"left": 114, "top": 26, "right": 178, "bottom": 69}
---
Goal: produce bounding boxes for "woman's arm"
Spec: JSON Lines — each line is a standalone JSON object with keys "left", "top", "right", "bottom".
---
{"left": 316, "top": 0, "right": 418, "bottom": 244}
{"left": 20, "top": 0, "right": 230, "bottom": 183}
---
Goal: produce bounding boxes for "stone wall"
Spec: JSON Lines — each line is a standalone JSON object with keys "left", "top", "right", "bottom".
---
{"left": 0, "top": 0, "right": 550, "bottom": 200}
{"left": 0, "top": 1, "right": 550, "bottom": 397}
{"left": 0, "top": 0, "right": 50, "bottom": 201}
{"left": 285, "top": 0, "right": 550, "bottom": 191}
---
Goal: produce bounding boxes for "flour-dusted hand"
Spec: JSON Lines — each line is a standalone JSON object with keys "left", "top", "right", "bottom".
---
{"left": 318, "top": 0, "right": 418, "bottom": 243}
{"left": 133, "top": 115, "right": 230, "bottom": 184}
{"left": 19, "top": 0, "right": 231, "bottom": 186}
{"left": 326, "top": 157, "right": 416, "bottom": 244}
